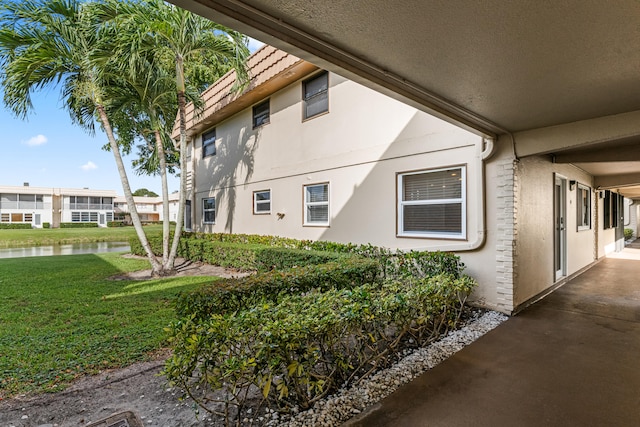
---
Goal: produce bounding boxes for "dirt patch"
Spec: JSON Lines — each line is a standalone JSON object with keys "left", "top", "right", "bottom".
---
{"left": 111, "top": 256, "right": 253, "bottom": 281}
{"left": 0, "top": 353, "right": 219, "bottom": 427}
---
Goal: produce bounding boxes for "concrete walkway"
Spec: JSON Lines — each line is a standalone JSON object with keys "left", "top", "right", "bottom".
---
{"left": 344, "top": 248, "right": 640, "bottom": 426}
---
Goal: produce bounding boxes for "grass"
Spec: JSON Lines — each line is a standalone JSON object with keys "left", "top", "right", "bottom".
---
{"left": 0, "top": 252, "right": 218, "bottom": 398}
{"left": 0, "top": 224, "right": 164, "bottom": 248}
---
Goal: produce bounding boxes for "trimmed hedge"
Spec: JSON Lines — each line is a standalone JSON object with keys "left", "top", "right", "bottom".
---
{"left": 175, "top": 256, "right": 380, "bottom": 319}
{"left": 254, "top": 247, "right": 347, "bottom": 271}
{"left": 133, "top": 232, "right": 465, "bottom": 278}
{"left": 130, "top": 235, "right": 349, "bottom": 272}
{"left": 157, "top": 232, "right": 473, "bottom": 422}
{"left": 624, "top": 228, "right": 634, "bottom": 240}
{"left": 59, "top": 222, "right": 99, "bottom": 228}
{"left": 42, "top": 222, "right": 50, "bottom": 229}
{"left": 0, "top": 223, "right": 32, "bottom": 229}
{"left": 107, "top": 221, "right": 128, "bottom": 227}
{"left": 131, "top": 235, "right": 268, "bottom": 271}
{"left": 165, "top": 274, "right": 476, "bottom": 415}
{"left": 182, "top": 231, "right": 302, "bottom": 248}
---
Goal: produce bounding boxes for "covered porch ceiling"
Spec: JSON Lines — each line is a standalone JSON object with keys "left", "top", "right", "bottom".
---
{"left": 170, "top": 0, "right": 640, "bottom": 198}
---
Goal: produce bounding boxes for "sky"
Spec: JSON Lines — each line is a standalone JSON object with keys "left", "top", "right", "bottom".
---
{"left": 0, "top": 37, "right": 264, "bottom": 196}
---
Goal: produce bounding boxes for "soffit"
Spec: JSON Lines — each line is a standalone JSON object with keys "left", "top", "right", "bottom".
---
{"left": 552, "top": 139, "right": 640, "bottom": 198}
{"left": 171, "top": 0, "right": 640, "bottom": 137}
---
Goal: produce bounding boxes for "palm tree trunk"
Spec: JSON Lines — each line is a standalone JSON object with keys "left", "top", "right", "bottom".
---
{"left": 155, "top": 130, "right": 171, "bottom": 268}
{"left": 167, "top": 55, "right": 187, "bottom": 268}
{"left": 97, "top": 104, "right": 163, "bottom": 274}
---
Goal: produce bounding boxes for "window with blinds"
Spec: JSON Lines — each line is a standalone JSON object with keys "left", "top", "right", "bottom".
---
{"left": 202, "top": 129, "right": 216, "bottom": 158}
{"left": 304, "top": 183, "right": 329, "bottom": 226}
{"left": 253, "top": 100, "right": 270, "bottom": 128}
{"left": 577, "top": 184, "right": 591, "bottom": 230}
{"left": 303, "top": 71, "right": 328, "bottom": 120}
{"left": 398, "top": 167, "right": 466, "bottom": 238}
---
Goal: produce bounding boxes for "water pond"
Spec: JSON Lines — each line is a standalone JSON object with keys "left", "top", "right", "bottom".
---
{"left": 0, "top": 242, "right": 131, "bottom": 259}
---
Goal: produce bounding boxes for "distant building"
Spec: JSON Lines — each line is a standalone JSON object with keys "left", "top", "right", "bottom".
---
{"left": 0, "top": 184, "right": 116, "bottom": 228}
{"left": 114, "top": 192, "right": 180, "bottom": 224}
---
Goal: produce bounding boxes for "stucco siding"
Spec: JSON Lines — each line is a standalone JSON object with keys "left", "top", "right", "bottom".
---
{"left": 515, "top": 156, "right": 596, "bottom": 306}
{"left": 191, "top": 73, "right": 509, "bottom": 310}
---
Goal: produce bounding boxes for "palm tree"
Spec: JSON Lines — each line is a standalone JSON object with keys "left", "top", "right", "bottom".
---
{"left": 102, "top": 0, "right": 250, "bottom": 271}
{"left": 0, "top": 0, "right": 163, "bottom": 273}
{"left": 1, "top": 0, "right": 249, "bottom": 275}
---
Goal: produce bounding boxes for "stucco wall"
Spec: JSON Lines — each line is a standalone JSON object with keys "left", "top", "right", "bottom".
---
{"left": 191, "top": 73, "right": 511, "bottom": 312}
{"left": 515, "top": 156, "right": 597, "bottom": 306}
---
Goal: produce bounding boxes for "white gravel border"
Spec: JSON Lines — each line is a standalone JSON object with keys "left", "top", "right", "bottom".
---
{"left": 261, "top": 311, "right": 508, "bottom": 427}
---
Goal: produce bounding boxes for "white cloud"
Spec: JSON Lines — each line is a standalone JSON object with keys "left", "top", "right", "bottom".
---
{"left": 247, "top": 37, "right": 265, "bottom": 53}
{"left": 23, "top": 134, "right": 48, "bottom": 146}
{"left": 80, "top": 161, "right": 97, "bottom": 171}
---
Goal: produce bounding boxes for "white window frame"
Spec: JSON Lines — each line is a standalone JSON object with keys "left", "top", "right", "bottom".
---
{"left": 253, "top": 190, "right": 271, "bottom": 215}
{"left": 397, "top": 166, "right": 467, "bottom": 239}
{"left": 577, "top": 183, "right": 591, "bottom": 231}
{"left": 203, "top": 197, "right": 216, "bottom": 224}
{"left": 303, "top": 183, "right": 330, "bottom": 226}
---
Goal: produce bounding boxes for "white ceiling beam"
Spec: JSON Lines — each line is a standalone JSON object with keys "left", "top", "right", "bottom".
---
{"left": 514, "top": 110, "right": 640, "bottom": 157}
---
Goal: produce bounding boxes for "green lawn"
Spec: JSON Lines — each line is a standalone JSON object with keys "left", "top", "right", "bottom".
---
{"left": 0, "top": 252, "right": 218, "bottom": 397}
{"left": 0, "top": 225, "right": 163, "bottom": 248}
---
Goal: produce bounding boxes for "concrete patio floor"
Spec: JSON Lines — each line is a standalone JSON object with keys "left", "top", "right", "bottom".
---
{"left": 344, "top": 245, "right": 640, "bottom": 426}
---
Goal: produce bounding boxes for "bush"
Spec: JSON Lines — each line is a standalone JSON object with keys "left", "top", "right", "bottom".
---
{"left": 254, "top": 247, "right": 347, "bottom": 271}
{"left": 175, "top": 256, "right": 380, "bottom": 319}
{"left": 107, "top": 221, "right": 127, "bottom": 227}
{"left": 42, "top": 222, "right": 50, "bottom": 229}
{"left": 624, "top": 228, "right": 634, "bottom": 240}
{"left": 130, "top": 235, "right": 267, "bottom": 270}
{"left": 165, "top": 274, "right": 476, "bottom": 416}
{"left": 182, "top": 231, "right": 303, "bottom": 248}
{"left": 0, "top": 223, "right": 32, "bottom": 229}
{"left": 59, "top": 222, "right": 99, "bottom": 228}
{"left": 130, "top": 236, "right": 351, "bottom": 272}
{"left": 133, "top": 233, "right": 466, "bottom": 280}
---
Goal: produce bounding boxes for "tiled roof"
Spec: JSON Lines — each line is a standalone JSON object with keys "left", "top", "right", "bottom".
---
{"left": 173, "top": 45, "right": 318, "bottom": 138}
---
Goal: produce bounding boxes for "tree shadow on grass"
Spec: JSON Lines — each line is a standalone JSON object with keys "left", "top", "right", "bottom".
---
{"left": 102, "top": 276, "right": 218, "bottom": 299}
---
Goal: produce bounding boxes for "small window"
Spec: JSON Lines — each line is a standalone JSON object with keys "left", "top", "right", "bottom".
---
{"left": 202, "top": 129, "right": 216, "bottom": 158}
{"left": 603, "top": 190, "right": 622, "bottom": 230}
{"left": 203, "top": 197, "right": 216, "bottom": 224}
{"left": 72, "top": 212, "right": 81, "bottom": 222}
{"left": 253, "top": 100, "right": 270, "bottom": 128}
{"left": 303, "top": 71, "right": 328, "bottom": 120}
{"left": 398, "top": 167, "right": 466, "bottom": 238}
{"left": 24, "top": 213, "right": 33, "bottom": 222}
{"left": 0, "top": 213, "right": 9, "bottom": 222}
{"left": 304, "top": 183, "right": 329, "bottom": 226}
{"left": 253, "top": 190, "right": 271, "bottom": 214}
{"left": 577, "top": 184, "right": 591, "bottom": 230}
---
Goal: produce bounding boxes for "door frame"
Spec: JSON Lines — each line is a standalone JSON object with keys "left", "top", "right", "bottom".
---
{"left": 554, "top": 174, "right": 567, "bottom": 281}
